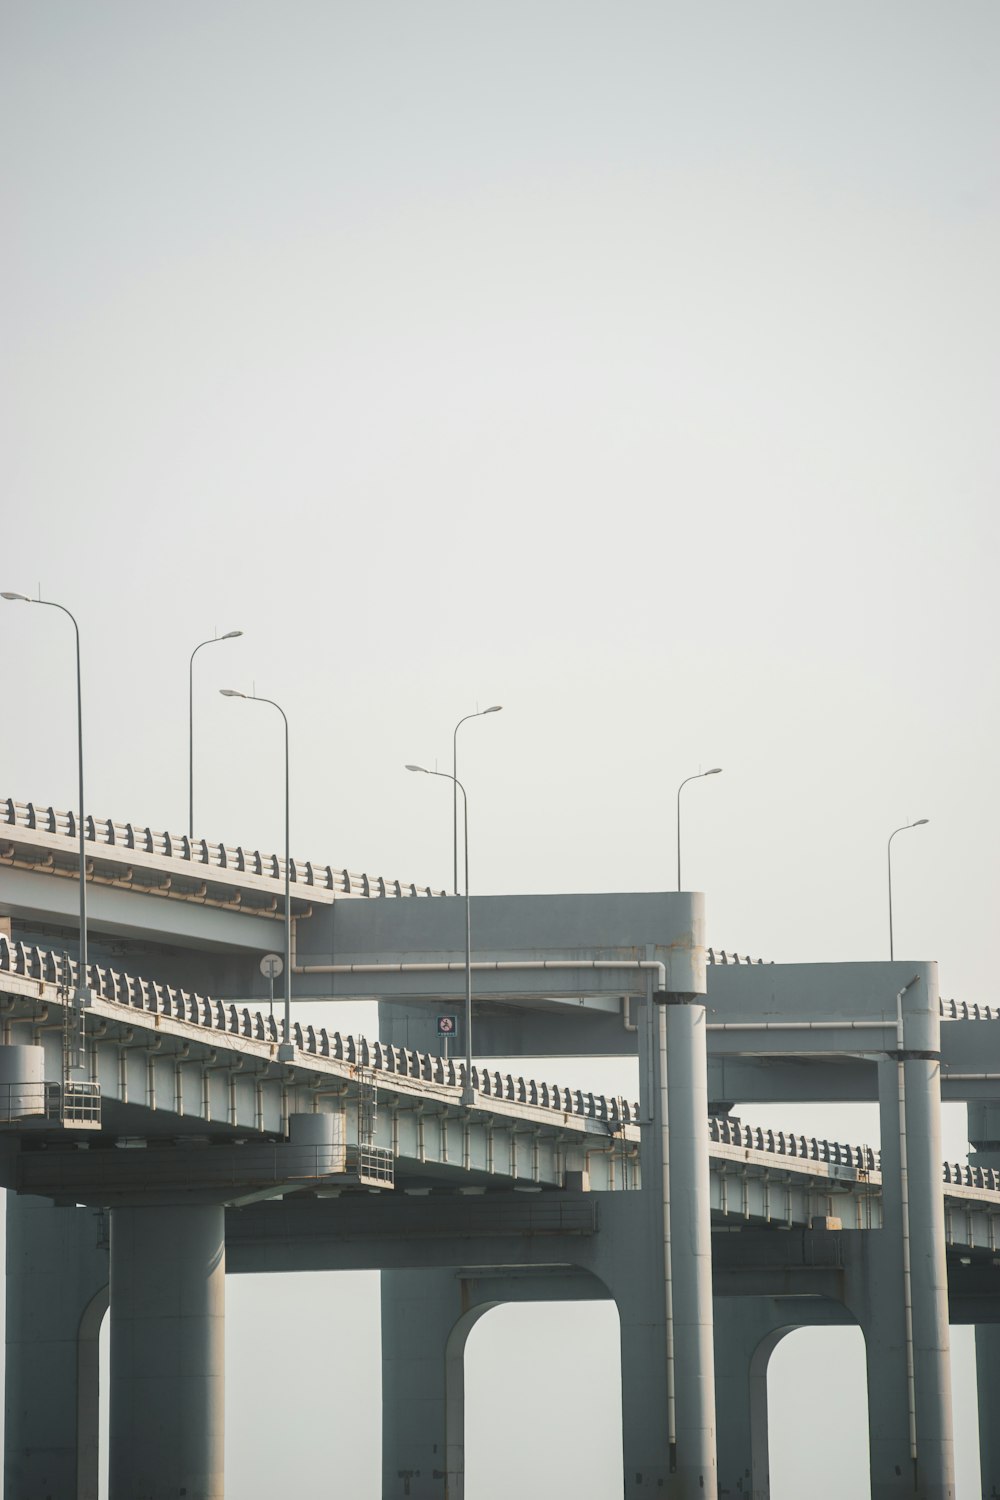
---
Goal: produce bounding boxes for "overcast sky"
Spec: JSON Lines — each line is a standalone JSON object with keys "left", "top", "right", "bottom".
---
{"left": 2, "top": 4, "right": 997, "bottom": 1495}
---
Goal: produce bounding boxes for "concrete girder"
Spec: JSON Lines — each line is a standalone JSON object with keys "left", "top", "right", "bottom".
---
{"left": 318, "top": 890, "right": 705, "bottom": 997}
{"left": 0, "top": 861, "right": 281, "bottom": 954}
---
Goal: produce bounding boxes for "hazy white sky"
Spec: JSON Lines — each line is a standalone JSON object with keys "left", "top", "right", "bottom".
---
{"left": 2, "top": 4, "right": 998, "bottom": 1496}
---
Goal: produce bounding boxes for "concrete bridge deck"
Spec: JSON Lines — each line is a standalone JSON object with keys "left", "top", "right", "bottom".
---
{"left": 2, "top": 938, "right": 999, "bottom": 1254}
{"left": 2, "top": 794, "right": 998, "bottom": 1499}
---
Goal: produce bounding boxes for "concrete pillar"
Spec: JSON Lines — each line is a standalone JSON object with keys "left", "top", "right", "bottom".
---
{"left": 443, "top": 1304, "right": 498, "bottom": 1500}
{"left": 861, "top": 1058, "right": 922, "bottom": 1496}
{"left": 975, "top": 1325, "right": 1000, "bottom": 1499}
{"left": 664, "top": 994, "right": 718, "bottom": 1499}
{"left": 863, "top": 969, "right": 956, "bottom": 1500}
{"left": 381, "top": 1267, "right": 473, "bottom": 1500}
{"left": 902, "top": 1055, "right": 955, "bottom": 1496}
{"left": 966, "top": 1106, "right": 1000, "bottom": 1498}
{"left": 598, "top": 993, "right": 717, "bottom": 1496}
{"left": 590, "top": 999, "right": 673, "bottom": 1495}
{"left": 4, "top": 1193, "right": 109, "bottom": 1500}
{"left": 109, "top": 1203, "right": 225, "bottom": 1500}
{"left": 613, "top": 1267, "right": 672, "bottom": 1494}
{"left": 713, "top": 1300, "right": 792, "bottom": 1499}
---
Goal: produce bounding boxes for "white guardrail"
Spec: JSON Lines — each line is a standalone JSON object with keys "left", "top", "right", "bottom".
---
{"left": 2, "top": 937, "right": 997, "bottom": 1190}
{"left": 1, "top": 797, "right": 445, "bottom": 900}
{"left": 0, "top": 936, "right": 639, "bottom": 1129}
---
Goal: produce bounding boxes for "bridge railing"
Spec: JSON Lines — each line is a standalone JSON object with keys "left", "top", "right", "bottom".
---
{"left": 1, "top": 797, "right": 445, "bottom": 899}
{"left": 941, "top": 997, "right": 1000, "bottom": 1022}
{"left": 942, "top": 1161, "right": 1000, "bottom": 1191}
{"left": 0, "top": 936, "right": 640, "bottom": 1129}
{"left": 5, "top": 935, "right": 992, "bottom": 1171}
{"left": 706, "top": 948, "right": 774, "bottom": 966}
{"left": 709, "top": 1114, "right": 879, "bottom": 1172}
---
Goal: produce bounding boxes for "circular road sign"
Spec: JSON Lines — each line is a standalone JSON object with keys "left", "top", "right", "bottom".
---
{"left": 260, "top": 953, "right": 284, "bottom": 980}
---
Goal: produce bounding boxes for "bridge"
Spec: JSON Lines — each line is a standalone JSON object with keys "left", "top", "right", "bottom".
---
{"left": 2, "top": 797, "right": 999, "bottom": 1498}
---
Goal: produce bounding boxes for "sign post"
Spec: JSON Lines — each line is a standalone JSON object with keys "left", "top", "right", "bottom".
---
{"left": 436, "top": 1014, "right": 457, "bottom": 1062}
{"left": 260, "top": 953, "right": 284, "bottom": 1026}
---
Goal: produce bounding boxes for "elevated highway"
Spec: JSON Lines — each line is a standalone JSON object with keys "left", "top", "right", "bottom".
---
{"left": 2, "top": 935, "right": 1000, "bottom": 1249}
{"left": 3, "top": 795, "right": 999, "bottom": 1499}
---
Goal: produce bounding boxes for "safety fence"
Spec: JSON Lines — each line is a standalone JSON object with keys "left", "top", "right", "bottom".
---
{"left": 2, "top": 797, "right": 444, "bottom": 899}
{"left": 0, "top": 936, "right": 638, "bottom": 1127}
{"left": 3, "top": 935, "right": 995, "bottom": 1173}
{"left": 709, "top": 1114, "right": 876, "bottom": 1170}
{"left": 941, "top": 997, "right": 1000, "bottom": 1022}
{"left": 707, "top": 949, "right": 773, "bottom": 965}
{"left": 0, "top": 1079, "right": 100, "bottom": 1127}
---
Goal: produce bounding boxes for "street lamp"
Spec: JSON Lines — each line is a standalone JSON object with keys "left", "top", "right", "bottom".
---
{"left": 3, "top": 591, "right": 91, "bottom": 1011}
{"left": 189, "top": 631, "right": 242, "bottom": 836}
{"left": 221, "top": 689, "right": 293, "bottom": 1061}
{"left": 408, "top": 764, "right": 475, "bottom": 1102}
{"left": 888, "top": 819, "right": 929, "bottom": 961}
{"left": 452, "top": 706, "right": 501, "bottom": 895}
{"left": 676, "top": 768, "right": 722, "bottom": 891}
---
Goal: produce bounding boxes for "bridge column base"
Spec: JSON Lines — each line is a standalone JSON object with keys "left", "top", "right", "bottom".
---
{"left": 4, "top": 1193, "right": 109, "bottom": 1500}
{"left": 976, "top": 1324, "right": 1000, "bottom": 1499}
{"left": 109, "top": 1202, "right": 225, "bottom": 1500}
{"left": 664, "top": 998, "right": 718, "bottom": 1499}
{"left": 381, "top": 1267, "right": 474, "bottom": 1500}
{"left": 847, "top": 1047, "right": 956, "bottom": 1499}
{"left": 713, "top": 1298, "right": 788, "bottom": 1499}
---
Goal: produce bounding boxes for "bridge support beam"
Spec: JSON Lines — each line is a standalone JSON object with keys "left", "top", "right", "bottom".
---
{"left": 4, "top": 1193, "right": 109, "bottom": 1500}
{"left": 109, "top": 1203, "right": 225, "bottom": 1500}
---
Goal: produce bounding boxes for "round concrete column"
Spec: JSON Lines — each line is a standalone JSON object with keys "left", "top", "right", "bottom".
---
{"left": 109, "top": 1203, "right": 225, "bottom": 1500}
{"left": 903, "top": 1057, "right": 956, "bottom": 1498}
{"left": 664, "top": 995, "right": 718, "bottom": 1500}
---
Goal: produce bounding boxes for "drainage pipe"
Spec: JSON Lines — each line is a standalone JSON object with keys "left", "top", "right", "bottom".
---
{"left": 295, "top": 957, "right": 667, "bottom": 984}
{"left": 708, "top": 1020, "right": 889, "bottom": 1032}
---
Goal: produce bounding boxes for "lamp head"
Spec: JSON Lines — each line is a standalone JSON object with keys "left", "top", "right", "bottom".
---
{"left": 706, "top": 767, "right": 723, "bottom": 775}
{"left": 222, "top": 630, "right": 243, "bottom": 640}
{"left": 484, "top": 704, "right": 503, "bottom": 714}
{"left": 219, "top": 688, "right": 246, "bottom": 699}
{"left": 912, "top": 818, "right": 929, "bottom": 827}
{"left": 1, "top": 592, "right": 30, "bottom": 602}
{"left": 405, "top": 763, "right": 428, "bottom": 774}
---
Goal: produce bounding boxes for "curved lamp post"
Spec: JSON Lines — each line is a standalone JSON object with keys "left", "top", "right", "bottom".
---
{"left": 676, "top": 768, "right": 722, "bottom": 891}
{"left": 888, "top": 819, "right": 929, "bottom": 961}
{"left": 221, "top": 689, "right": 293, "bottom": 1060}
{"left": 189, "top": 631, "right": 242, "bottom": 836}
{"left": 452, "top": 707, "right": 501, "bottom": 895}
{"left": 408, "top": 764, "right": 475, "bottom": 1102}
{"left": 3, "top": 591, "right": 91, "bottom": 1009}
